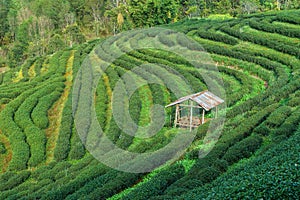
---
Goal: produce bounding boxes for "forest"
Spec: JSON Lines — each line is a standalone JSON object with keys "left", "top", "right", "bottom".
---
{"left": 1, "top": 0, "right": 299, "bottom": 67}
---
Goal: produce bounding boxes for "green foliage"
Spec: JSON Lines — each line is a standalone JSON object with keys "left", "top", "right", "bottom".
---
{"left": 220, "top": 25, "right": 300, "bottom": 58}
{"left": 181, "top": 128, "right": 300, "bottom": 199}
{"left": 265, "top": 106, "right": 292, "bottom": 128}
{"left": 222, "top": 135, "right": 263, "bottom": 165}
{"left": 39, "top": 164, "right": 108, "bottom": 200}
{"left": 25, "top": 125, "right": 47, "bottom": 167}
{"left": 0, "top": 9, "right": 300, "bottom": 200}
{"left": 48, "top": 34, "right": 66, "bottom": 54}
{"left": 271, "top": 108, "right": 300, "bottom": 140}
{"left": 253, "top": 123, "right": 270, "bottom": 136}
{"left": 196, "top": 30, "right": 239, "bottom": 45}
{"left": 121, "top": 164, "right": 185, "bottom": 200}
{"left": 32, "top": 90, "right": 63, "bottom": 129}
{"left": 0, "top": 142, "right": 6, "bottom": 154}
{"left": 249, "top": 18, "right": 300, "bottom": 38}
{"left": 54, "top": 96, "right": 72, "bottom": 161}
{"left": 0, "top": 73, "right": 3, "bottom": 85}
{"left": 276, "top": 11, "right": 300, "bottom": 24}
{"left": 68, "top": 127, "right": 85, "bottom": 160}
{"left": 0, "top": 170, "right": 30, "bottom": 192}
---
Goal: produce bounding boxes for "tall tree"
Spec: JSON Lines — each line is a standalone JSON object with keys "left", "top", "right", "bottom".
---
{"left": 0, "top": 0, "right": 11, "bottom": 45}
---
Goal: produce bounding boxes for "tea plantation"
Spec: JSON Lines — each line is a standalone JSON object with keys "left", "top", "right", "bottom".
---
{"left": 0, "top": 10, "right": 299, "bottom": 199}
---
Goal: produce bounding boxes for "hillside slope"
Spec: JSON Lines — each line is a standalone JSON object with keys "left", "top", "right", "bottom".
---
{"left": 0, "top": 10, "right": 299, "bottom": 199}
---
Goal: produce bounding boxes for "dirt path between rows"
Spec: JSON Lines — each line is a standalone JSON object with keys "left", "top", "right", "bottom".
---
{"left": 0, "top": 67, "right": 8, "bottom": 74}
{"left": 45, "top": 50, "right": 75, "bottom": 164}
{"left": 0, "top": 131, "right": 12, "bottom": 173}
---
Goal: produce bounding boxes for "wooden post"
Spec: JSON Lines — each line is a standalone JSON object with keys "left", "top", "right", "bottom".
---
{"left": 174, "top": 104, "right": 179, "bottom": 128}
{"left": 202, "top": 108, "right": 205, "bottom": 124}
{"left": 189, "top": 100, "right": 193, "bottom": 132}
{"left": 216, "top": 106, "right": 218, "bottom": 118}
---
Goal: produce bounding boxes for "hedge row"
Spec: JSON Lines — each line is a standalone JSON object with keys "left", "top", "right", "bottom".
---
{"left": 226, "top": 74, "right": 296, "bottom": 119}
{"left": 222, "top": 135, "right": 263, "bottom": 165}
{"left": 82, "top": 171, "right": 142, "bottom": 199}
{"left": 196, "top": 30, "right": 239, "bottom": 45}
{"left": 0, "top": 49, "right": 67, "bottom": 171}
{"left": 95, "top": 74, "right": 109, "bottom": 129}
{"left": 21, "top": 57, "right": 36, "bottom": 81}
{"left": 181, "top": 128, "right": 300, "bottom": 199}
{"left": 158, "top": 33, "right": 176, "bottom": 47}
{"left": 122, "top": 164, "right": 185, "bottom": 200}
{"left": 271, "top": 108, "right": 300, "bottom": 142}
{"left": 233, "top": 43, "right": 299, "bottom": 73}
{"left": 13, "top": 82, "right": 65, "bottom": 166}
{"left": 220, "top": 25, "right": 300, "bottom": 58}
{"left": 32, "top": 90, "right": 63, "bottom": 129}
{"left": 218, "top": 66, "right": 254, "bottom": 106}
{"left": 25, "top": 125, "right": 47, "bottom": 167}
{"left": 32, "top": 57, "right": 43, "bottom": 76}
{"left": 265, "top": 106, "right": 292, "bottom": 129}
{"left": 30, "top": 164, "right": 109, "bottom": 199}
{"left": 249, "top": 19, "right": 300, "bottom": 38}
{"left": 0, "top": 142, "right": 6, "bottom": 154}
{"left": 0, "top": 171, "right": 30, "bottom": 192}
{"left": 68, "top": 126, "right": 86, "bottom": 160}
{"left": 54, "top": 96, "right": 72, "bottom": 162}
{"left": 127, "top": 49, "right": 207, "bottom": 92}
{"left": 65, "top": 170, "right": 118, "bottom": 199}
{"left": 276, "top": 12, "right": 300, "bottom": 25}
{"left": 1, "top": 71, "right": 13, "bottom": 84}
{"left": 0, "top": 88, "right": 36, "bottom": 171}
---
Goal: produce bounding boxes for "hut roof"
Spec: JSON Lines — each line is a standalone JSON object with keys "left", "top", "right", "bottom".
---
{"left": 165, "top": 90, "right": 224, "bottom": 111}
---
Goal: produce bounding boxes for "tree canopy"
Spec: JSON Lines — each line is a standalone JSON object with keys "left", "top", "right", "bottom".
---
{"left": 0, "top": 0, "right": 299, "bottom": 67}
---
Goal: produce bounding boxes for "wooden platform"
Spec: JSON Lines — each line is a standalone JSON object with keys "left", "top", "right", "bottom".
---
{"left": 176, "top": 116, "right": 209, "bottom": 128}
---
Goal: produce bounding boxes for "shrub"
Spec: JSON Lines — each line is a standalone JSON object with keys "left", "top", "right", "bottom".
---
{"left": 40, "top": 164, "right": 108, "bottom": 200}
{"left": 86, "top": 172, "right": 141, "bottom": 200}
{"left": 0, "top": 142, "right": 6, "bottom": 154}
{"left": 220, "top": 25, "right": 300, "bottom": 58}
{"left": 272, "top": 108, "right": 300, "bottom": 139}
{"left": 122, "top": 164, "right": 185, "bottom": 200}
{"left": 265, "top": 106, "right": 292, "bottom": 128}
{"left": 222, "top": 135, "right": 263, "bottom": 165}
{"left": 32, "top": 90, "right": 62, "bottom": 129}
{"left": 0, "top": 170, "right": 30, "bottom": 191}
{"left": 25, "top": 125, "right": 46, "bottom": 167}
{"left": 276, "top": 13, "right": 300, "bottom": 24}
{"left": 54, "top": 96, "right": 72, "bottom": 162}
{"left": 68, "top": 127, "right": 85, "bottom": 160}
{"left": 288, "top": 97, "right": 300, "bottom": 107}
{"left": 158, "top": 33, "right": 176, "bottom": 47}
{"left": 65, "top": 171, "right": 116, "bottom": 199}
{"left": 196, "top": 30, "right": 239, "bottom": 45}
{"left": 249, "top": 19, "right": 300, "bottom": 38}
{"left": 7, "top": 133, "right": 30, "bottom": 171}
{"left": 253, "top": 123, "right": 270, "bottom": 136}
{"left": 181, "top": 129, "right": 300, "bottom": 199}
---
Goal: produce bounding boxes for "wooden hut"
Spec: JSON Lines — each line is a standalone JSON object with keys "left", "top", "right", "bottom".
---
{"left": 165, "top": 90, "right": 224, "bottom": 131}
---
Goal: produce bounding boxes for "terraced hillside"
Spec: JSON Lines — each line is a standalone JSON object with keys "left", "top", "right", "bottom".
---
{"left": 0, "top": 10, "right": 299, "bottom": 199}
